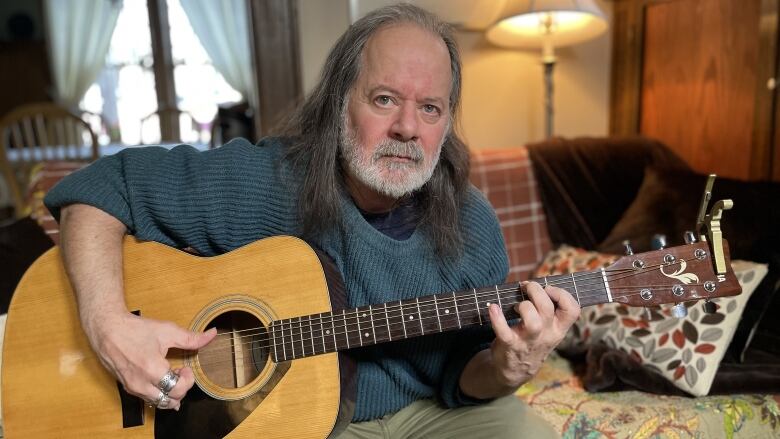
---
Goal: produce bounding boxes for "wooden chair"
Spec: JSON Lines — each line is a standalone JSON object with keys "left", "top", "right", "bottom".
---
{"left": 0, "top": 102, "right": 98, "bottom": 218}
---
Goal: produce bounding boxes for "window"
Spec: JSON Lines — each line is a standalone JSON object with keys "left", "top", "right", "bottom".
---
{"left": 80, "top": 0, "right": 242, "bottom": 147}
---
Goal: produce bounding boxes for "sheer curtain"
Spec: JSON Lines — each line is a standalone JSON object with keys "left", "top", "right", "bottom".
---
{"left": 44, "top": 0, "right": 122, "bottom": 109}
{"left": 180, "top": 0, "right": 257, "bottom": 109}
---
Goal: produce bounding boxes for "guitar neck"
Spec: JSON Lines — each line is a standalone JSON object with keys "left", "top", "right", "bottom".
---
{"left": 269, "top": 269, "right": 608, "bottom": 362}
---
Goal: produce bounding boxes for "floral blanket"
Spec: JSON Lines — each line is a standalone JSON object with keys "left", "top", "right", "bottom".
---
{"left": 517, "top": 353, "right": 780, "bottom": 439}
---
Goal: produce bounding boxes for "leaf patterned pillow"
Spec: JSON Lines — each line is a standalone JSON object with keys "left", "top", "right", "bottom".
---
{"left": 533, "top": 246, "right": 768, "bottom": 396}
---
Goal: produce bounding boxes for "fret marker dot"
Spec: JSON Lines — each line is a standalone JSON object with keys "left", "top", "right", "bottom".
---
{"left": 364, "top": 332, "right": 369, "bottom": 338}
{"left": 326, "top": 330, "right": 331, "bottom": 335}
{"left": 486, "top": 302, "right": 492, "bottom": 307}
{"left": 444, "top": 309, "right": 450, "bottom": 314}
{"left": 409, "top": 315, "right": 414, "bottom": 320}
{"left": 362, "top": 313, "right": 367, "bottom": 318}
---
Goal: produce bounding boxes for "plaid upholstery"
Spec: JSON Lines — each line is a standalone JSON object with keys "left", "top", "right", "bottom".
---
{"left": 469, "top": 147, "right": 552, "bottom": 282}
{"left": 27, "top": 149, "right": 553, "bottom": 278}
{"left": 26, "top": 161, "right": 86, "bottom": 244}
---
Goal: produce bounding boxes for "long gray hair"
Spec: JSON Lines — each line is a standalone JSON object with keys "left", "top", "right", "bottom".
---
{"left": 281, "top": 3, "right": 470, "bottom": 258}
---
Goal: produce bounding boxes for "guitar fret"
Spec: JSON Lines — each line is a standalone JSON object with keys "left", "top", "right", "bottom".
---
{"left": 279, "top": 320, "right": 287, "bottom": 361}
{"left": 355, "top": 308, "right": 363, "bottom": 346}
{"left": 318, "top": 313, "right": 326, "bottom": 355}
{"left": 271, "top": 322, "right": 279, "bottom": 362}
{"left": 399, "top": 300, "right": 407, "bottom": 338}
{"left": 433, "top": 294, "right": 442, "bottom": 332}
{"left": 385, "top": 303, "right": 392, "bottom": 341}
{"left": 289, "top": 318, "right": 297, "bottom": 360}
{"left": 310, "top": 315, "right": 316, "bottom": 354}
{"left": 453, "top": 292, "right": 461, "bottom": 329}
{"left": 473, "top": 289, "right": 482, "bottom": 325}
{"left": 495, "top": 285, "right": 502, "bottom": 309}
{"left": 289, "top": 318, "right": 298, "bottom": 360}
{"left": 570, "top": 273, "right": 581, "bottom": 305}
{"left": 415, "top": 297, "right": 424, "bottom": 334}
{"left": 343, "top": 309, "right": 350, "bottom": 349}
{"left": 298, "top": 316, "right": 305, "bottom": 358}
{"left": 330, "top": 312, "right": 337, "bottom": 352}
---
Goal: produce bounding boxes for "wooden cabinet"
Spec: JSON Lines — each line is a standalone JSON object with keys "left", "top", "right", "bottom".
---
{"left": 610, "top": 0, "right": 780, "bottom": 181}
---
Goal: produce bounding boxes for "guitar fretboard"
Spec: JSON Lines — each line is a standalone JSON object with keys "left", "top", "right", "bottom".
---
{"left": 268, "top": 270, "right": 609, "bottom": 362}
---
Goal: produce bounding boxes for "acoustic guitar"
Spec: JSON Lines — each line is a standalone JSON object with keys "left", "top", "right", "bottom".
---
{"left": 2, "top": 235, "right": 741, "bottom": 438}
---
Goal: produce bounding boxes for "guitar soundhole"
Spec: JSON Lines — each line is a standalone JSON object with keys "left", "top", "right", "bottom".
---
{"left": 197, "top": 311, "right": 269, "bottom": 390}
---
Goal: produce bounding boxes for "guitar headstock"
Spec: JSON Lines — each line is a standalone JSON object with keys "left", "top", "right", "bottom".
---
{"left": 604, "top": 240, "right": 741, "bottom": 307}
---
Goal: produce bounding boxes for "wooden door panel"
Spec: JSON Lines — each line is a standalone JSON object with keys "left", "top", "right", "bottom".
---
{"left": 640, "top": 0, "right": 761, "bottom": 180}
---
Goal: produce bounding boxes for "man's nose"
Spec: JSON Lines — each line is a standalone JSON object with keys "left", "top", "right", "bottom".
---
{"left": 390, "top": 103, "right": 419, "bottom": 142}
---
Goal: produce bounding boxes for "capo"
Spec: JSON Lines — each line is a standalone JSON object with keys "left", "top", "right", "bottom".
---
{"left": 694, "top": 174, "right": 733, "bottom": 275}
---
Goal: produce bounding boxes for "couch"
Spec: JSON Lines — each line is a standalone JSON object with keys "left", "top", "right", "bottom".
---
{"left": 469, "top": 137, "right": 780, "bottom": 438}
{"left": 3, "top": 137, "right": 780, "bottom": 438}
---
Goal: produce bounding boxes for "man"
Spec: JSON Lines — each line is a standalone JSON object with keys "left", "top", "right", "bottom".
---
{"left": 45, "top": 4, "right": 579, "bottom": 437}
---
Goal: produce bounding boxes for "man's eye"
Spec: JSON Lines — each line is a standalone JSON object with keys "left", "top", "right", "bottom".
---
{"left": 422, "top": 104, "right": 440, "bottom": 115}
{"left": 375, "top": 96, "right": 392, "bottom": 106}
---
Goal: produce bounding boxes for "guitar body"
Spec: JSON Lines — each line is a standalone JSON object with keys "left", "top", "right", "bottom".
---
{"left": 2, "top": 236, "right": 354, "bottom": 438}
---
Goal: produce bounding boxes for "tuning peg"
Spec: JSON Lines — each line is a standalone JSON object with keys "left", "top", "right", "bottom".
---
{"left": 702, "top": 300, "right": 717, "bottom": 314}
{"left": 652, "top": 234, "right": 667, "bottom": 250}
{"left": 622, "top": 240, "right": 634, "bottom": 255}
{"left": 671, "top": 303, "right": 688, "bottom": 318}
{"left": 684, "top": 231, "right": 698, "bottom": 244}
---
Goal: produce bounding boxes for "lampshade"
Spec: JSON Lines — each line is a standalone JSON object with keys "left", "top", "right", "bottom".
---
{"left": 486, "top": 0, "right": 608, "bottom": 49}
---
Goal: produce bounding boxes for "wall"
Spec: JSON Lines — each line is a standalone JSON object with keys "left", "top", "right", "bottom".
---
{"left": 296, "top": 0, "right": 612, "bottom": 149}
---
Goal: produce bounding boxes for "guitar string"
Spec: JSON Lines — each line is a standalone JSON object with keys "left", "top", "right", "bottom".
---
{"left": 201, "top": 266, "right": 633, "bottom": 341}
{"left": 192, "top": 282, "right": 716, "bottom": 370}
{"left": 194, "top": 258, "right": 713, "bottom": 364}
{"left": 198, "top": 257, "right": 689, "bottom": 343}
{"left": 226, "top": 256, "right": 696, "bottom": 340}
{"left": 198, "top": 267, "right": 625, "bottom": 352}
{"left": 205, "top": 280, "right": 703, "bottom": 356}
{"left": 196, "top": 257, "right": 699, "bottom": 355}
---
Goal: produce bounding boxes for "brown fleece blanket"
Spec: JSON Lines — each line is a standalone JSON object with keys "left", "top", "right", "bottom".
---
{"left": 526, "top": 136, "right": 689, "bottom": 249}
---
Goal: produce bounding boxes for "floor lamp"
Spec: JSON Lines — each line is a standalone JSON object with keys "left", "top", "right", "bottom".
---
{"left": 486, "top": 0, "right": 608, "bottom": 139}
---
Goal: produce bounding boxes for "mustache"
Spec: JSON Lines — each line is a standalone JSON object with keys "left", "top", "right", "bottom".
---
{"left": 372, "top": 139, "right": 424, "bottom": 162}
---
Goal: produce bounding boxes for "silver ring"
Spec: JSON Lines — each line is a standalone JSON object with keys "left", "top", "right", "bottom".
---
{"left": 158, "top": 370, "right": 179, "bottom": 393}
{"left": 154, "top": 390, "right": 170, "bottom": 409}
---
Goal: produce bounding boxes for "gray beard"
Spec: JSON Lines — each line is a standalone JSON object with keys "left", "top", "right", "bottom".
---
{"left": 339, "top": 124, "right": 443, "bottom": 199}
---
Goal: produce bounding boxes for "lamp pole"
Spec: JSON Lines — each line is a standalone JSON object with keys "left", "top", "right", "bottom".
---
{"left": 541, "top": 13, "right": 556, "bottom": 139}
{"left": 543, "top": 51, "right": 555, "bottom": 139}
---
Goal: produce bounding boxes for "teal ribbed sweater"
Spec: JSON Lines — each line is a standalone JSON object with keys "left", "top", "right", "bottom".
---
{"left": 44, "top": 137, "right": 509, "bottom": 421}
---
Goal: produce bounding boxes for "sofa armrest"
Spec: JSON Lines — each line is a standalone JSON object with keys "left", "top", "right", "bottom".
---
{"left": 470, "top": 147, "right": 552, "bottom": 282}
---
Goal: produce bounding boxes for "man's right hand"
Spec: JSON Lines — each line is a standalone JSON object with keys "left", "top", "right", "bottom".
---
{"left": 84, "top": 310, "right": 217, "bottom": 411}
{"left": 59, "top": 204, "right": 217, "bottom": 410}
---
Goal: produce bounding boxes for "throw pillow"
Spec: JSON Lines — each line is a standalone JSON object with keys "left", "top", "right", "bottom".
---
{"left": 534, "top": 246, "right": 767, "bottom": 396}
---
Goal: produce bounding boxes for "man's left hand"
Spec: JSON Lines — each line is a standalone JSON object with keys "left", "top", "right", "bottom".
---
{"left": 487, "top": 281, "right": 581, "bottom": 388}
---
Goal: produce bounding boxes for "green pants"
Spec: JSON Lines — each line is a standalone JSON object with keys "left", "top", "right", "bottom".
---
{"left": 337, "top": 395, "right": 560, "bottom": 439}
